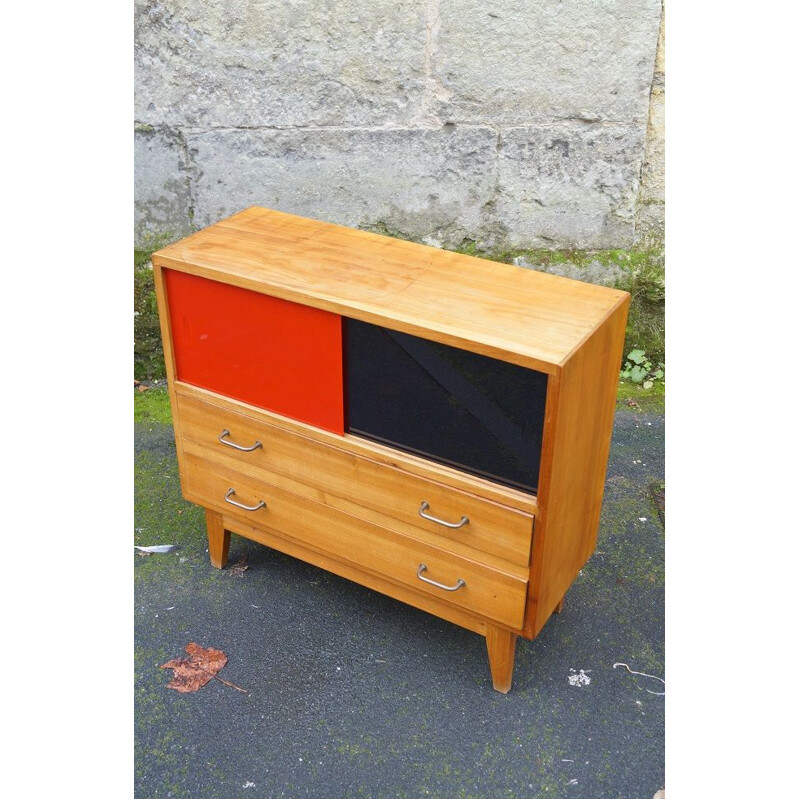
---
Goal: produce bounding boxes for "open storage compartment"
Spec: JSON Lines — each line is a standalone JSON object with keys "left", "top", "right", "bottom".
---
{"left": 345, "top": 318, "right": 548, "bottom": 494}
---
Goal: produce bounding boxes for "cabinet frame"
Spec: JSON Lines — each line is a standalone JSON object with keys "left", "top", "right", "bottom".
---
{"left": 152, "top": 206, "right": 630, "bottom": 691}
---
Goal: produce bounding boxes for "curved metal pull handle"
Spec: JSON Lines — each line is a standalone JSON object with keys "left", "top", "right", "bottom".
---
{"left": 416, "top": 563, "right": 466, "bottom": 592}
{"left": 224, "top": 488, "right": 266, "bottom": 512}
{"left": 419, "top": 501, "right": 469, "bottom": 529}
{"left": 219, "top": 429, "right": 262, "bottom": 452}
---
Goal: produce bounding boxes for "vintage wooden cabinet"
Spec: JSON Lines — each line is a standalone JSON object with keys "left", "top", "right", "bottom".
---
{"left": 152, "top": 206, "right": 630, "bottom": 692}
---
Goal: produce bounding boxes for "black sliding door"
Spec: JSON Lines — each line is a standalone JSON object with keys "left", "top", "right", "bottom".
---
{"left": 345, "top": 319, "right": 547, "bottom": 494}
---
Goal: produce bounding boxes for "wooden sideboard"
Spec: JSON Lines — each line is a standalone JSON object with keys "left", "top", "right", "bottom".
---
{"left": 152, "top": 207, "right": 630, "bottom": 692}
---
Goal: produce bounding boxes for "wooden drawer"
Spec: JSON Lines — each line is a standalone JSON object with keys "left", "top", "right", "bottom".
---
{"left": 181, "top": 451, "right": 528, "bottom": 629}
{"left": 175, "top": 390, "right": 534, "bottom": 568}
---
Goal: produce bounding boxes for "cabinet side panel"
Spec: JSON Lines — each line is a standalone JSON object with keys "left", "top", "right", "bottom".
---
{"left": 163, "top": 269, "right": 345, "bottom": 434}
{"left": 527, "top": 298, "right": 630, "bottom": 637}
{"left": 152, "top": 260, "right": 188, "bottom": 482}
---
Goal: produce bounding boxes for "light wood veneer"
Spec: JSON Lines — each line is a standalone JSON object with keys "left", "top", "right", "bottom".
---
{"left": 152, "top": 207, "right": 629, "bottom": 692}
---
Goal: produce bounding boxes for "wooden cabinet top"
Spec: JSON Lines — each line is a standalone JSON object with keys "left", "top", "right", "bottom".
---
{"left": 153, "top": 206, "right": 629, "bottom": 375}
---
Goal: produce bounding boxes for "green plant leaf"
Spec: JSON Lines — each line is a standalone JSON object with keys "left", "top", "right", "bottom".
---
{"left": 629, "top": 365, "right": 647, "bottom": 383}
{"left": 642, "top": 379, "right": 654, "bottom": 390}
{"left": 627, "top": 349, "right": 646, "bottom": 365}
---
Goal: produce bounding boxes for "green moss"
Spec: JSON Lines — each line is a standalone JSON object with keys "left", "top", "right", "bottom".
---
{"left": 134, "top": 385, "right": 173, "bottom": 424}
{"left": 625, "top": 269, "right": 665, "bottom": 363}
{"left": 591, "top": 471, "right": 666, "bottom": 595}
{"left": 134, "top": 616, "right": 196, "bottom": 795}
{"left": 616, "top": 381, "right": 665, "bottom": 412}
{"left": 454, "top": 243, "right": 662, "bottom": 275}
{"left": 134, "top": 250, "right": 167, "bottom": 382}
{"left": 361, "top": 219, "right": 417, "bottom": 242}
{"left": 452, "top": 243, "right": 665, "bottom": 364}
{"left": 457, "top": 238, "right": 480, "bottom": 256}
{"left": 134, "top": 439, "right": 204, "bottom": 553}
{"left": 134, "top": 248, "right": 155, "bottom": 270}
{"left": 134, "top": 233, "right": 192, "bottom": 381}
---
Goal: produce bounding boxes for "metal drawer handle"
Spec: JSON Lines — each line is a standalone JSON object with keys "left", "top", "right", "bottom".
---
{"left": 224, "top": 488, "right": 266, "bottom": 512}
{"left": 419, "top": 501, "right": 469, "bottom": 529}
{"left": 219, "top": 429, "right": 262, "bottom": 452}
{"left": 416, "top": 563, "right": 466, "bottom": 592}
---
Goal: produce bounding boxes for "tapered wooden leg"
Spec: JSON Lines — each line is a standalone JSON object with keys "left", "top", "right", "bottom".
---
{"left": 206, "top": 510, "right": 230, "bottom": 569}
{"left": 486, "top": 625, "right": 518, "bottom": 693}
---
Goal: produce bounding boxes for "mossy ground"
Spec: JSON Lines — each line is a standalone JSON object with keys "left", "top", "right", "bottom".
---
{"left": 616, "top": 380, "right": 665, "bottom": 413}
{"left": 134, "top": 400, "right": 664, "bottom": 798}
{"left": 134, "top": 227, "right": 663, "bottom": 798}
{"left": 135, "top": 250, "right": 166, "bottom": 382}
{"left": 133, "top": 248, "right": 664, "bottom": 795}
{"left": 134, "top": 382, "right": 172, "bottom": 423}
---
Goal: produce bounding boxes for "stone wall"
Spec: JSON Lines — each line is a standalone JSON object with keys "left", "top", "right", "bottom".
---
{"left": 135, "top": 0, "right": 664, "bottom": 250}
{"left": 635, "top": 6, "right": 665, "bottom": 245}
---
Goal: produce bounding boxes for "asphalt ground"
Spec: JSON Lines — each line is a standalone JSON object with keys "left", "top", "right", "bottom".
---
{"left": 134, "top": 404, "right": 664, "bottom": 799}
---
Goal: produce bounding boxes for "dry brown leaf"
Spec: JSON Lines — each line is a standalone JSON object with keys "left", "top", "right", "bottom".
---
{"left": 160, "top": 643, "right": 229, "bottom": 693}
{"left": 228, "top": 556, "right": 249, "bottom": 577}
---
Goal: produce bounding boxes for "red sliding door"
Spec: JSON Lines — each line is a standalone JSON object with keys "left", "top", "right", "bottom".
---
{"left": 164, "top": 269, "right": 344, "bottom": 434}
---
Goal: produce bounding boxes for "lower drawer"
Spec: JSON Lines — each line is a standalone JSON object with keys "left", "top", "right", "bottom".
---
{"left": 175, "top": 388, "right": 534, "bottom": 567}
{"left": 182, "top": 452, "right": 528, "bottom": 629}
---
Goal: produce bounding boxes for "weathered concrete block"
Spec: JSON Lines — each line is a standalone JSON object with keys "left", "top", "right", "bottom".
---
{"left": 134, "top": 125, "right": 193, "bottom": 248}
{"left": 434, "top": 0, "right": 662, "bottom": 125}
{"left": 133, "top": 1, "right": 665, "bottom": 250}
{"left": 636, "top": 8, "right": 664, "bottom": 244}
{"left": 494, "top": 124, "right": 645, "bottom": 249}
{"left": 639, "top": 88, "right": 664, "bottom": 204}
{"left": 513, "top": 255, "right": 632, "bottom": 289}
{"left": 187, "top": 127, "right": 500, "bottom": 247}
{"left": 135, "top": 0, "right": 427, "bottom": 128}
